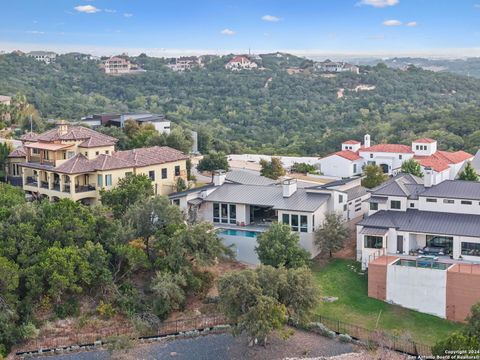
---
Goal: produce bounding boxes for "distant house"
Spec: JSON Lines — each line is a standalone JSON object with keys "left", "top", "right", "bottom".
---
{"left": 225, "top": 55, "right": 258, "bottom": 71}
{"left": 315, "top": 59, "right": 359, "bottom": 74}
{"left": 0, "top": 95, "right": 11, "bottom": 106}
{"left": 81, "top": 112, "right": 171, "bottom": 134}
{"left": 102, "top": 56, "right": 145, "bottom": 75}
{"left": 26, "top": 51, "right": 57, "bottom": 64}
{"left": 167, "top": 56, "right": 202, "bottom": 72}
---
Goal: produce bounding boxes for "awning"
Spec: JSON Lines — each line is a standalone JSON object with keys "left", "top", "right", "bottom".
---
{"left": 187, "top": 198, "right": 203, "bottom": 206}
{"left": 24, "top": 142, "right": 72, "bottom": 151}
{"left": 360, "top": 227, "right": 388, "bottom": 236}
{"left": 368, "top": 196, "right": 388, "bottom": 204}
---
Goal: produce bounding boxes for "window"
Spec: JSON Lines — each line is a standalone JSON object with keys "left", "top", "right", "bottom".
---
{"left": 161, "top": 168, "right": 167, "bottom": 179}
{"left": 353, "top": 164, "right": 357, "bottom": 173}
{"left": 391, "top": 200, "right": 401, "bottom": 209}
{"left": 125, "top": 172, "right": 133, "bottom": 177}
{"left": 175, "top": 165, "right": 181, "bottom": 176}
{"left": 229, "top": 204, "right": 236, "bottom": 224}
{"left": 172, "top": 199, "right": 180, "bottom": 206}
{"left": 312, "top": 215, "right": 315, "bottom": 229}
{"left": 443, "top": 199, "right": 454, "bottom": 204}
{"left": 221, "top": 204, "right": 228, "bottom": 223}
{"left": 370, "top": 202, "right": 378, "bottom": 211}
{"left": 410, "top": 203, "right": 415, "bottom": 208}
{"left": 461, "top": 200, "right": 472, "bottom": 205}
{"left": 85, "top": 152, "right": 88, "bottom": 156}
{"left": 291, "top": 214, "right": 299, "bottom": 232}
{"left": 300, "top": 215, "right": 308, "bottom": 233}
{"left": 282, "top": 213, "right": 289, "bottom": 225}
{"left": 462, "top": 242, "right": 480, "bottom": 257}
{"left": 97, "top": 174, "right": 103, "bottom": 187}
{"left": 399, "top": 155, "right": 402, "bottom": 160}
{"left": 105, "top": 150, "right": 109, "bottom": 154}
{"left": 370, "top": 154, "right": 373, "bottom": 159}
{"left": 364, "top": 236, "right": 383, "bottom": 249}
{"left": 149, "top": 170, "right": 155, "bottom": 181}
{"left": 213, "top": 203, "right": 220, "bottom": 223}
{"left": 96, "top": 151, "right": 99, "bottom": 156}
{"left": 339, "top": 194, "right": 344, "bottom": 203}
{"left": 426, "top": 198, "right": 437, "bottom": 203}
{"left": 105, "top": 174, "right": 112, "bottom": 186}
{"left": 416, "top": 145, "right": 419, "bottom": 150}
{"left": 343, "top": 204, "right": 347, "bottom": 211}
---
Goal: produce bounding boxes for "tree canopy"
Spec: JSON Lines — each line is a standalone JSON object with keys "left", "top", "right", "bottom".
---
{"left": 314, "top": 213, "right": 350, "bottom": 258}
{"left": 361, "top": 164, "right": 388, "bottom": 189}
{"left": 260, "top": 158, "right": 286, "bottom": 180}
{"left": 458, "top": 162, "right": 479, "bottom": 181}
{"left": 400, "top": 159, "right": 423, "bottom": 178}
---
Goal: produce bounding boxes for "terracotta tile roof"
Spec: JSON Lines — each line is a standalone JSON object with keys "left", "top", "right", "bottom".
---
{"left": 414, "top": 150, "right": 473, "bottom": 172}
{"left": 360, "top": 144, "right": 413, "bottom": 154}
{"left": 91, "top": 154, "right": 134, "bottom": 171}
{"left": 8, "top": 146, "right": 27, "bottom": 158}
{"left": 114, "top": 146, "right": 189, "bottom": 167}
{"left": 229, "top": 55, "right": 252, "bottom": 63}
{"left": 20, "top": 132, "right": 39, "bottom": 142}
{"left": 332, "top": 150, "right": 362, "bottom": 161}
{"left": 414, "top": 156, "right": 450, "bottom": 172}
{"left": 342, "top": 140, "right": 361, "bottom": 145}
{"left": 413, "top": 138, "right": 436, "bottom": 144}
{"left": 24, "top": 142, "right": 72, "bottom": 151}
{"left": 436, "top": 150, "right": 473, "bottom": 164}
{"left": 36, "top": 126, "right": 117, "bottom": 148}
{"left": 54, "top": 154, "right": 96, "bottom": 174}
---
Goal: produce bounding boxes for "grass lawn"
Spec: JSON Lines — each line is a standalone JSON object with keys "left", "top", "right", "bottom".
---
{"left": 312, "top": 259, "right": 463, "bottom": 346}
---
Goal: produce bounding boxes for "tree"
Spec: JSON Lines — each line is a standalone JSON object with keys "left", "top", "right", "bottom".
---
{"left": 260, "top": 158, "right": 286, "bottom": 180}
{"left": 150, "top": 272, "right": 187, "bottom": 319}
{"left": 197, "top": 151, "right": 229, "bottom": 172}
{"left": 255, "top": 223, "right": 310, "bottom": 268}
{"left": 175, "top": 177, "right": 187, "bottom": 192}
{"left": 290, "top": 162, "right": 316, "bottom": 174}
{"left": 361, "top": 164, "right": 388, "bottom": 189}
{"left": 465, "top": 302, "right": 480, "bottom": 339}
{"left": 100, "top": 174, "right": 153, "bottom": 218}
{"left": 400, "top": 159, "right": 423, "bottom": 177}
{"left": 314, "top": 213, "right": 350, "bottom": 258}
{"left": 458, "top": 162, "right": 479, "bottom": 181}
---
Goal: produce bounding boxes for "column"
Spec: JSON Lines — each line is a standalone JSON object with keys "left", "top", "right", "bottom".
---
{"left": 70, "top": 175, "right": 75, "bottom": 195}
{"left": 48, "top": 172, "right": 53, "bottom": 190}
{"left": 60, "top": 175, "right": 64, "bottom": 192}
{"left": 22, "top": 168, "right": 26, "bottom": 186}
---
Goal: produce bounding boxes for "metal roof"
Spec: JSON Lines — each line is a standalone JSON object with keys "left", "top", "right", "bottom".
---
{"left": 225, "top": 170, "right": 277, "bottom": 186}
{"left": 346, "top": 185, "right": 368, "bottom": 201}
{"left": 360, "top": 227, "right": 388, "bottom": 236}
{"left": 370, "top": 173, "right": 424, "bottom": 198}
{"left": 420, "top": 180, "right": 480, "bottom": 200}
{"left": 358, "top": 209, "right": 480, "bottom": 238}
{"left": 368, "top": 196, "right": 388, "bottom": 204}
{"left": 203, "top": 183, "right": 330, "bottom": 212}
{"left": 169, "top": 184, "right": 216, "bottom": 199}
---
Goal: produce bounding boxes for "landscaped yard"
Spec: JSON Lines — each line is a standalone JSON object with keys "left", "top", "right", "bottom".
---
{"left": 312, "top": 259, "right": 463, "bottom": 346}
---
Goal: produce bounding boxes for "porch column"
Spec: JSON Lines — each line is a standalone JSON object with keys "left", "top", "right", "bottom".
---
{"left": 37, "top": 171, "right": 41, "bottom": 190}
{"left": 404, "top": 235, "right": 410, "bottom": 255}
{"left": 48, "top": 172, "right": 53, "bottom": 190}
{"left": 60, "top": 175, "right": 64, "bottom": 192}
{"left": 70, "top": 175, "right": 76, "bottom": 195}
{"left": 21, "top": 168, "right": 26, "bottom": 186}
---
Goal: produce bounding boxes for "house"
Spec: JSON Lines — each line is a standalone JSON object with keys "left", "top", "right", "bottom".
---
{"left": 169, "top": 170, "right": 361, "bottom": 264}
{"left": 315, "top": 60, "right": 359, "bottom": 74}
{"left": 6, "top": 121, "right": 188, "bottom": 204}
{"left": 26, "top": 51, "right": 57, "bottom": 64}
{"left": 318, "top": 134, "right": 473, "bottom": 183}
{"left": 103, "top": 56, "right": 144, "bottom": 75}
{"left": 225, "top": 56, "right": 258, "bottom": 71}
{"left": 81, "top": 113, "right": 171, "bottom": 134}
{"left": 357, "top": 172, "right": 480, "bottom": 321}
{"left": 470, "top": 149, "right": 480, "bottom": 176}
{"left": 167, "top": 56, "right": 202, "bottom": 72}
{"left": 0, "top": 95, "right": 11, "bottom": 106}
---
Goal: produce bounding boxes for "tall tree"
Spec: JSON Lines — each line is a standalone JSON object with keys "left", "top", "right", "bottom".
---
{"left": 361, "top": 164, "right": 388, "bottom": 189}
{"left": 400, "top": 159, "right": 423, "bottom": 177}
{"left": 458, "top": 162, "right": 479, "bottom": 181}
{"left": 260, "top": 158, "right": 286, "bottom": 180}
{"left": 314, "top": 213, "right": 350, "bottom": 258}
{"left": 255, "top": 223, "right": 310, "bottom": 268}
{"left": 197, "top": 152, "right": 229, "bottom": 172}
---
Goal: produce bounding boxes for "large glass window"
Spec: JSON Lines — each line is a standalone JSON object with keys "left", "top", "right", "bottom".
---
{"left": 370, "top": 202, "right": 378, "bottom": 211}
{"left": 364, "top": 236, "right": 383, "bottom": 249}
{"left": 97, "top": 174, "right": 103, "bottom": 187}
{"left": 391, "top": 200, "right": 401, "bottom": 209}
{"left": 221, "top": 204, "right": 228, "bottom": 223}
{"left": 149, "top": 170, "right": 155, "bottom": 181}
{"left": 105, "top": 174, "right": 112, "bottom": 186}
{"left": 462, "top": 242, "right": 480, "bottom": 257}
{"left": 213, "top": 203, "right": 220, "bottom": 223}
{"left": 291, "top": 214, "right": 299, "bottom": 232}
{"left": 175, "top": 165, "right": 181, "bottom": 176}
{"left": 229, "top": 204, "right": 236, "bottom": 224}
{"left": 300, "top": 215, "right": 308, "bottom": 233}
{"left": 282, "top": 213, "right": 289, "bottom": 225}
{"left": 161, "top": 168, "right": 167, "bottom": 179}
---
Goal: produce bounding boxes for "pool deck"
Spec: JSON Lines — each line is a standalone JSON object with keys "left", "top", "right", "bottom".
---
{"left": 215, "top": 223, "right": 269, "bottom": 233}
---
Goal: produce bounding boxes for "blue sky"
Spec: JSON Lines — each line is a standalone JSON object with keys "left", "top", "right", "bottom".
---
{"left": 1, "top": 0, "right": 480, "bottom": 58}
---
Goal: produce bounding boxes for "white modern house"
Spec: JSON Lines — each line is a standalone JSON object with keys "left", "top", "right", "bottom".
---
{"left": 27, "top": 51, "right": 57, "bottom": 64}
{"left": 318, "top": 135, "right": 473, "bottom": 184}
{"left": 225, "top": 56, "right": 258, "bottom": 71}
{"left": 169, "top": 170, "right": 364, "bottom": 264}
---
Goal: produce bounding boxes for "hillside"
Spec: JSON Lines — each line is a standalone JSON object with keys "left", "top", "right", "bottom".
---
{"left": 1, "top": 53, "right": 480, "bottom": 155}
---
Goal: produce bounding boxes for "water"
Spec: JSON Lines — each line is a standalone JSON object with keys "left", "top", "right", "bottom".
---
{"left": 219, "top": 229, "right": 258, "bottom": 238}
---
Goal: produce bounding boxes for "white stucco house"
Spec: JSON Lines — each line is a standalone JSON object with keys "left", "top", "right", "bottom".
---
{"left": 318, "top": 134, "right": 473, "bottom": 184}
{"left": 225, "top": 56, "right": 258, "bottom": 71}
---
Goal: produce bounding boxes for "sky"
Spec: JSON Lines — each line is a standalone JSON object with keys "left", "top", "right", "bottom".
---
{"left": 1, "top": 0, "right": 480, "bottom": 58}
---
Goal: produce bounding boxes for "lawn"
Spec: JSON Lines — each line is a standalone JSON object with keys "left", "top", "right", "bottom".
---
{"left": 312, "top": 259, "right": 463, "bottom": 346}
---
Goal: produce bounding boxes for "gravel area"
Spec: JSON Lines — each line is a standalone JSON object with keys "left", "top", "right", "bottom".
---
{"left": 34, "top": 330, "right": 357, "bottom": 360}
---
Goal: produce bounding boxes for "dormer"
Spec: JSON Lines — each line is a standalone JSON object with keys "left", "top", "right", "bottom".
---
{"left": 342, "top": 140, "right": 361, "bottom": 152}
{"left": 412, "top": 138, "right": 437, "bottom": 156}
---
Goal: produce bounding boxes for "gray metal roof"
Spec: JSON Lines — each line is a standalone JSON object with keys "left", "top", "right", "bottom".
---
{"left": 168, "top": 184, "right": 216, "bottom": 199}
{"left": 204, "top": 183, "right": 330, "bottom": 212}
{"left": 420, "top": 180, "right": 480, "bottom": 200}
{"left": 225, "top": 170, "right": 277, "bottom": 186}
{"left": 358, "top": 209, "right": 480, "bottom": 238}
{"left": 360, "top": 227, "right": 388, "bottom": 236}
{"left": 371, "top": 173, "right": 424, "bottom": 199}
{"left": 368, "top": 196, "right": 388, "bottom": 204}
{"left": 309, "top": 177, "right": 360, "bottom": 190}
{"left": 346, "top": 185, "right": 368, "bottom": 201}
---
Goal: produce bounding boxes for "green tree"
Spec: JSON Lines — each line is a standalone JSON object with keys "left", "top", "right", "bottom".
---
{"left": 400, "top": 159, "right": 423, "bottom": 177}
{"left": 150, "top": 272, "right": 187, "bottom": 319}
{"left": 361, "top": 164, "right": 388, "bottom": 189}
{"left": 314, "top": 213, "right": 350, "bottom": 258}
{"left": 0, "top": 183, "right": 25, "bottom": 221}
{"left": 175, "top": 177, "right": 187, "bottom": 192}
{"left": 260, "top": 158, "right": 286, "bottom": 180}
{"left": 465, "top": 302, "right": 480, "bottom": 338}
{"left": 255, "top": 223, "right": 310, "bottom": 268}
{"left": 100, "top": 174, "right": 153, "bottom": 218}
{"left": 458, "top": 162, "right": 479, "bottom": 181}
{"left": 197, "top": 152, "right": 229, "bottom": 172}
{"left": 290, "top": 162, "right": 316, "bottom": 174}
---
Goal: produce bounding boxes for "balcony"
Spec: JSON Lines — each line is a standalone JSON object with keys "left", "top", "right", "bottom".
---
{"left": 40, "top": 181, "right": 49, "bottom": 189}
{"left": 75, "top": 184, "right": 96, "bottom": 193}
{"left": 25, "top": 177, "right": 38, "bottom": 187}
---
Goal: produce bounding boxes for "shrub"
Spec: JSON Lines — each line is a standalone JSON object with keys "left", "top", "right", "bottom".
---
{"left": 191, "top": 270, "right": 215, "bottom": 298}
{"left": 339, "top": 333, "right": 352, "bottom": 343}
{"left": 307, "top": 322, "right": 336, "bottom": 339}
{"left": 97, "top": 301, "right": 116, "bottom": 319}
{"left": 54, "top": 298, "right": 80, "bottom": 318}
{"left": 20, "top": 322, "right": 39, "bottom": 340}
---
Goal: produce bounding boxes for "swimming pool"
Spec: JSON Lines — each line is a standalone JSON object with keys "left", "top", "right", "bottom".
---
{"left": 219, "top": 229, "right": 259, "bottom": 238}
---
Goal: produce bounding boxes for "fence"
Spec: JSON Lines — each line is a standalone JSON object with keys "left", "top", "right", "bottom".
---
{"left": 312, "top": 314, "right": 432, "bottom": 356}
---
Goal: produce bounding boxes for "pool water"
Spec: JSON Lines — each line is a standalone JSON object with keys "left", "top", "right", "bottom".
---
{"left": 219, "top": 229, "right": 258, "bottom": 238}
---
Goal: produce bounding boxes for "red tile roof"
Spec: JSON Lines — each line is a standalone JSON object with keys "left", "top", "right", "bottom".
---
{"left": 36, "top": 126, "right": 118, "bottom": 148}
{"left": 436, "top": 150, "right": 473, "bottom": 164}
{"left": 8, "top": 146, "right": 27, "bottom": 158}
{"left": 342, "top": 140, "right": 361, "bottom": 145}
{"left": 20, "top": 132, "right": 39, "bottom": 142}
{"left": 414, "top": 156, "right": 450, "bottom": 172}
{"left": 361, "top": 144, "right": 413, "bottom": 154}
{"left": 413, "top": 138, "right": 436, "bottom": 144}
{"left": 228, "top": 55, "right": 252, "bottom": 63}
{"left": 114, "top": 146, "right": 189, "bottom": 167}
{"left": 332, "top": 150, "right": 362, "bottom": 161}
{"left": 414, "top": 150, "right": 473, "bottom": 172}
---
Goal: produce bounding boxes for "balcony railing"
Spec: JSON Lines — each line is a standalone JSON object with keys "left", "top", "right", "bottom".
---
{"left": 75, "top": 184, "right": 96, "bottom": 193}
{"left": 63, "top": 184, "right": 70, "bottom": 193}
{"left": 40, "top": 181, "right": 49, "bottom": 189}
{"left": 25, "top": 177, "right": 38, "bottom": 187}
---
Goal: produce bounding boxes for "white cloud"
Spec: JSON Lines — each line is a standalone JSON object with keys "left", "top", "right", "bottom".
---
{"left": 383, "top": 19, "right": 402, "bottom": 26}
{"left": 74, "top": 5, "right": 101, "bottom": 13}
{"left": 405, "top": 21, "right": 417, "bottom": 27}
{"left": 220, "top": 28, "right": 236, "bottom": 36}
{"left": 358, "top": 0, "right": 399, "bottom": 7}
{"left": 261, "top": 15, "right": 281, "bottom": 22}
{"left": 104, "top": 9, "right": 117, "bottom": 13}
{"left": 25, "top": 30, "right": 45, "bottom": 35}
{"left": 124, "top": 13, "right": 133, "bottom": 18}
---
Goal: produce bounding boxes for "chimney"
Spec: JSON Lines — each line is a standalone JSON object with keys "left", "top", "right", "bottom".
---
{"left": 213, "top": 170, "right": 226, "bottom": 186}
{"left": 57, "top": 120, "right": 68, "bottom": 136}
{"left": 282, "top": 178, "right": 297, "bottom": 198}
{"left": 424, "top": 167, "right": 433, "bottom": 187}
{"left": 364, "top": 134, "right": 371, "bottom": 148}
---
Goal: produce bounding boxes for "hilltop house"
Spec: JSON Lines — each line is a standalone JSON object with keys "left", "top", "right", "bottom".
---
{"left": 315, "top": 60, "right": 359, "bottom": 74}
{"left": 167, "top": 57, "right": 203, "bottom": 72}
{"left": 6, "top": 121, "right": 188, "bottom": 204}
{"left": 26, "top": 51, "right": 57, "bottom": 64}
{"left": 225, "top": 56, "right": 258, "bottom": 71}
{"left": 318, "top": 134, "right": 473, "bottom": 183}
{"left": 358, "top": 172, "right": 480, "bottom": 321}
{"left": 169, "top": 170, "right": 367, "bottom": 264}
{"left": 102, "top": 56, "right": 144, "bottom": 75}
{"left": 81, "top": 113, "right": 171, "bottom": 134}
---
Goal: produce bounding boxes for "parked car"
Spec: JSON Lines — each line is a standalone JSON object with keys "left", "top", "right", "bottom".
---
{"left": 418, "top": 246, "right": 446, "bottom": 256}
